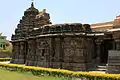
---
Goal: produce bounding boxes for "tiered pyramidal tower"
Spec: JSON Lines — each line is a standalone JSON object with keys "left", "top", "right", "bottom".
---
{"left": 12, "top": 2, "right": 51, "bottom": 40}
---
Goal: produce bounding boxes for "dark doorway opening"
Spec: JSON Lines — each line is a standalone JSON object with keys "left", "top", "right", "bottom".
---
{"left": 100, "top": 39, "right": 113, "bottom": 64}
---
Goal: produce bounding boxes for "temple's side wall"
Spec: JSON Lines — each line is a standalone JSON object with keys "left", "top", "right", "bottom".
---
{"left": 25, "top": 37, "right": 51, "bottom": 67}
{"left": 10, "top": 42, "right": 20, "bottom": 64}
{"left": 10, "top": 2, "right": 95, "bottom": 71}
{"left": 12, "top": 36, "right": 94, "bottom": 71}
{"left": 11, "top": 41, "right": 27, "bottom": 64}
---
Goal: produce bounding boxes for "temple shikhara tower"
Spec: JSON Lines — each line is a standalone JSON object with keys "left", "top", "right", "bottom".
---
{"left": 11, "top": 2, "right": 120, "bottom": 73}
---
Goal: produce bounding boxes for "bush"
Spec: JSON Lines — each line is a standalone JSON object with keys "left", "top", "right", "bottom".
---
{"left": 0, "top": 58, "right": 11, "bottom": 62}
{"left": 0, "top": 63, "right": 120, "bottom": 80}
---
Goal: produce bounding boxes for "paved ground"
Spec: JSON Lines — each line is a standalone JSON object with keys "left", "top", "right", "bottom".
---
{"left": 0, "top": 61, "right": 10, "bottom": 64}
{"left": 89, "top": 71, "right": 106, "bottom": 74}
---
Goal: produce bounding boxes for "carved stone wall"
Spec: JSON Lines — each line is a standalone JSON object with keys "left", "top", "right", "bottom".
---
{"left": 10, "top": 42, "right": 19, "bottom": 63}
{"left": 25, "top": 38, "right": 51, "bottom": 67}
{"left": 62, "top": 37, "right": 85, "bottom": 70}
{"left": 25, "top": 39, "right": 36, "bottom": 66}
{"left": 14, "top": 36, "right": 94, "bottom": 71}
{"left": 36, "top": 38, "right": 51, "bottom": 67}
{"left": 11, "top": 2, "right": 95, "bottom": 71}
{"left": 49, "top": 37, "right": 61, "bottom": 68}
{"left": 10, "top": 41, "right": 26, "bottom": 64}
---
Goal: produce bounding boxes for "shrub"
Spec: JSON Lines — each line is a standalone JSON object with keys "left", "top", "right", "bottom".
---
{"left": 0, "top": 63, "right": 120, "bottom": 80}
{"left": 0, "top": 58, "right": 11, "bottom": 62}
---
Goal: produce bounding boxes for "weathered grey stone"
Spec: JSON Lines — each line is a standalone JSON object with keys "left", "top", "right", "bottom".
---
{"left": 11, "top": 2, "right": 95, "bottom": 71}
{"left": 107, "top": 50, "right": 120, "bottom": 73}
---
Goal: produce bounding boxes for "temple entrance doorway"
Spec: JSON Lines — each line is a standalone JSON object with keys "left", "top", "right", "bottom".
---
{"left": 100, "top": 39, "right": 113, "bottom": 64}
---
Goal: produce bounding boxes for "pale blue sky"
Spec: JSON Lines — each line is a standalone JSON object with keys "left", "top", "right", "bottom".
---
{"left": 0, "top": 0, "right": 120, "bottom": 40}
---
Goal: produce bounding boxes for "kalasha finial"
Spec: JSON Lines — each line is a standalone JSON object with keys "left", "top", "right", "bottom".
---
{"left": 31, "top": 0, "right": 34, "bottom": 8}
{"left": 42, "top": 9, "right": 46, "bottom": 13}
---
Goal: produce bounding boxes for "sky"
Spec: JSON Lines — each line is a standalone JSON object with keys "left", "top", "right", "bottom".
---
{"left": 0, "top": 0, "right": 120, "bottom": 40}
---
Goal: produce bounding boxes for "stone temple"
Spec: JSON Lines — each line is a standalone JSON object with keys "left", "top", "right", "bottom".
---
{"left": 10, "top": 2, "right": 120, "bottom": 73}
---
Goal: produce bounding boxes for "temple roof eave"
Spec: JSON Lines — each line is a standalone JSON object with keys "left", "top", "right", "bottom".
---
{"left": 12, "top": 32, "right": 106, "bottom": 42}
{"left": 107, "top": 28, "right": 120, "bottom": 32}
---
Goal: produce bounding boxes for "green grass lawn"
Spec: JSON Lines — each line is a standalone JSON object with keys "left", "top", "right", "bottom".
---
{"left": 0, "top": 69, "right": 67, "bottom": 80}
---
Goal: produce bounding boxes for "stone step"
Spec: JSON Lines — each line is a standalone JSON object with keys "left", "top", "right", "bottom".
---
{"left": 97, "top": 66, "right": 107, "bottom": 69}
{"left": 89, "top": 64, "right": 107, "bottom": 72}
{"left": 95, "top": 68, "right": 107, "bottom": 71}
{"left": 95, "top": 65, "right": 107, "bottom": 71}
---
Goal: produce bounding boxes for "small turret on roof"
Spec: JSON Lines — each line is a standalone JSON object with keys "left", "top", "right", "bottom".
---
{"left": 24, "top": 0, "right": 39, "bottom": 15}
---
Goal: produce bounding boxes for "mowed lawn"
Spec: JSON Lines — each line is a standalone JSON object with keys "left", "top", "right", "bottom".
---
{"left": 0, "top": 69, "right": 67, "bottom": 80}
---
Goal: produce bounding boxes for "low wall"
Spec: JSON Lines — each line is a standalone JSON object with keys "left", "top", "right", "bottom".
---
{"left": 107, "top": 50, "right": 120, "bottom": 74}
{"left": 0, "top": 52, "right": 11, "bottom": 58}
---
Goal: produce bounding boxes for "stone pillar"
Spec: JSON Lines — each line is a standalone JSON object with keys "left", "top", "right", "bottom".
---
{"left": 115, "top": 39, "right": 120, "bottom": 50}
{"left": 113, "top": 40, "right": 116, "bottom": 50}
{"left": 95, "top": 40, "right": 102, "bottom": 64}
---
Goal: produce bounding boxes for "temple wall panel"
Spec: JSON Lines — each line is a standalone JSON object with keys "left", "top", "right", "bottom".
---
{"left": 27, "top": 38, "right": 51, "bottom": 67}
{"left": 11, "top": 41, "right": 26, "bottom": 64}
{"left": 25, "top": 39, "right": 36, "bottom": 66}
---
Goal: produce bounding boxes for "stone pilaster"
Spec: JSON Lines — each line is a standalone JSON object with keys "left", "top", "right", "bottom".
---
{"left": 113, "top": 40, "right": 116, "bottom": 50}
{"left": 115, "top": 39, "right": 120, "bottom": 50}
{"left": 95, "top": 39, "right": 102, "bottom": 64}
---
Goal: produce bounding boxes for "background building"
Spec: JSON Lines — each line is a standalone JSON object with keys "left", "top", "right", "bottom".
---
{"left": 91, "top": 15, "right": 120, "bottom": 32}
{"left": 0, "top": 33, "right": 7, "bottom": 50}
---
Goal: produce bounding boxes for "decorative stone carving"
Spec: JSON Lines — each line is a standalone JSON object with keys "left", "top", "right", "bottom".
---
{"left": 11, "top": 2, "right": 95, "bottom": 71}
